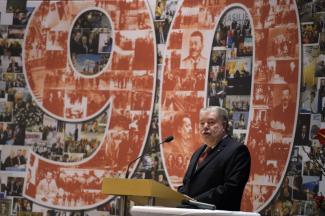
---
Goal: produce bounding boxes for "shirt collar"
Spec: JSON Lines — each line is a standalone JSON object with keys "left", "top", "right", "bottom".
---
{"left": 207, "top": 134, "right": 228, "bottom": 150}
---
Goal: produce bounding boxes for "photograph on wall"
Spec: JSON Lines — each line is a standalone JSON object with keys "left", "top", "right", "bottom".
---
{"left": 1, "top": 145, "right": 29, "bottom": 171}
{"left": 0, "top": 198, "right": 12, "bottom": 216}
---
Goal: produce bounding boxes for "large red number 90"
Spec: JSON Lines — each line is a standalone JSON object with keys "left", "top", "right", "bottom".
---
{"left": 23, "top": 0, "right": 156, "bottom": 210}
{"left": 160, "top": 1, "right": 300, "bottom": 212}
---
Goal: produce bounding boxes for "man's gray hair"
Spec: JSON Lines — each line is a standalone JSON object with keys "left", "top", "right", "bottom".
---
{"left": 200, "top": 106, "right": 229, "bottom": 130}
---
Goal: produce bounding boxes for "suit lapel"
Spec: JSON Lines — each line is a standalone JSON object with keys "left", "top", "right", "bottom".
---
{"left": 187, "top": 145, "right": 206, "bottom": 178}
{"left": 195, "top": 137, "right": 229, "bottom": 173}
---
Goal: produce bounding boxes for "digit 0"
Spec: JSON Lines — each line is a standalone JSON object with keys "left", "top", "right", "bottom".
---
{"left": 160, "top": 1, "right": 300, "bottom": 211}
{"left": 23, "top": 0, "right": 156, "bottom": 209}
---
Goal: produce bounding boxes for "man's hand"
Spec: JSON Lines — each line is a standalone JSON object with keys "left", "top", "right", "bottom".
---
{"left": 183, "top": 194, "right": 195, "bottom": 200}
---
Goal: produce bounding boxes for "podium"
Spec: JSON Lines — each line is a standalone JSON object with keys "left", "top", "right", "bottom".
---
{"left": 130, "top": 206, "right": 261, "bottom": 216}
{"left": 102, "top": 178, "right": 186, "bottom": 216}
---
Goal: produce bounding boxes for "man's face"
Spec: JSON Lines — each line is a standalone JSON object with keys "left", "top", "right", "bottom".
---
{"left": 189, "top": 35, "right": 203, "bottom": 59}
{"left": 10, "top": 151, "right": 15, "bottom": 158}
{"left": 46, "top": 172, "right": 52, "bottom": 181}
{"left": 199, "top": 111, "right": 226, "bottom": 146}
{"left": 290, "top": 62, "right": 295, "bottom": 71}
{"left": 82, "top": 36, "right": 87, "bottom": 44}
{"left": 74, "top": 32, "right": 81, "bottom": 41}
{"left": 177, "top": 156, "right": 183, "bottom": 164}
{"left": 302, "top": 125, "right": 307, "bottom": 133}
{"left": 18, "top": 12, "right": 25, "bottom": 20}
{"left": 181, "top": 117, "right": 192, "bottom": 140}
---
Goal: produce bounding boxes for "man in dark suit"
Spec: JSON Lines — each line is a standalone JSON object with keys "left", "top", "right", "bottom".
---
{"left": 181, "top": 31, "right": 207, "bottom": 69}
{"left": 0, "top": 123, "right": 8, "bottom": 144}
{"left": 270, "top": 86, "right": 296, "bottom": 135}
{"left": 15, "top": 149, "right": 26, "bottom": 166}
{"left": 7, "top": 57, "right": 20, "bottom": 73}
{"left": 294, "top": 124, "right": 311, "bottom": 146}
{"left": 70, "top": 31, "right": 82, "bottom": 54}
{"left": 178, "top": 106, "right": 251, "bottom": 211}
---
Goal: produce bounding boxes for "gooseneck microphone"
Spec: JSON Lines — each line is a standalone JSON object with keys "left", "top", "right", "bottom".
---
{"left": 161, "top": 135, "right": 174, "bottom": 143}
{"left": 125, "top": 135, "right": 174, "bottom": 178}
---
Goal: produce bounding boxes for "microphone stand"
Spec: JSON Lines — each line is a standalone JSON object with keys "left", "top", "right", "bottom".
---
{"left": 125, "top": 155, "right": 143, "bottom": 178}
{"left": 125, "top": 135, "right": 174, "bottom": 179}
{"left": 119, "top": 136, "right": 174, "bottom": 216}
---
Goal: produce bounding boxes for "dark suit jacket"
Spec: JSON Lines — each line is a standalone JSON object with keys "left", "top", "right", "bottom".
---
{"left": 178, "top": 136, "right": 251, "bottom": 211}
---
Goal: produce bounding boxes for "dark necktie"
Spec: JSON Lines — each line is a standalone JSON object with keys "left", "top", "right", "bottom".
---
{"left": 193, "top": 61, "right": 197, "bottom": 70}
{"left": 197, "top": 147, "right": 212, "bottom": 166}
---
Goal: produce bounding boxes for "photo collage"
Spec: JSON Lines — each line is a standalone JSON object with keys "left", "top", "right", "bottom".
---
{"left": 70, "top": 10, "right": 113, "bottom": 76}
{"left": 0, "top": 0, "right": 324, "bottom": 215}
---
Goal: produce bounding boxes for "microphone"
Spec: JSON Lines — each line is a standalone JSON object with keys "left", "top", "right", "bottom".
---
{"left": 181, "top": 199, "right": 216, "bottom": 210}
{"left": 162, "top": 135, "right": 174, "bottom": 143}
{"left": 125, "top": 135, "right": 174, "bottom": 178}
